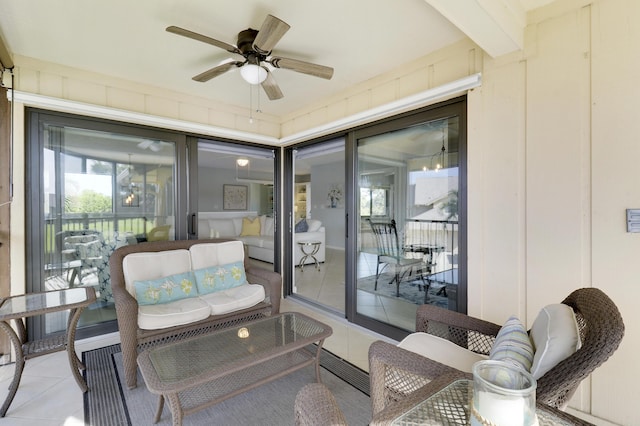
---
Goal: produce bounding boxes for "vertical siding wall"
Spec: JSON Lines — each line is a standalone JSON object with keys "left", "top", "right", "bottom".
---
{"left": 280, "top": 1, "right": 637, "bottom": 424}
{"left": 7, "top": 0, "right": 638, "bottom": 423}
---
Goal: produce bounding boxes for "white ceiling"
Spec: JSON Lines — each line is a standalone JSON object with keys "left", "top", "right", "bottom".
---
{"left": 0, "top": 0, "right": 554, "bottom": 118}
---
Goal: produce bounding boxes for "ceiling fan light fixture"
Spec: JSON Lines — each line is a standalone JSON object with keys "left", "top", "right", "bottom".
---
{"left": 240, "top": 64, "right": 267, "bottom": 85}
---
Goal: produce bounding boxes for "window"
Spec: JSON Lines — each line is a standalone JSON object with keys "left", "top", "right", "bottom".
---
{"left": 360, "top": 187, "right": 388, "bottom": 217}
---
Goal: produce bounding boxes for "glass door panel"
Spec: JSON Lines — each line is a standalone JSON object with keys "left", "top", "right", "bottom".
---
{"left": 196, "top": 140, "right": 275, "bottom": 271}
{"left": 41, "top": 124, "right": 176, "bottom": 334}
{"left": 356, "top": 117, "right": 460, "bottom": 331}
{"left": 291, "top": 139, "right": 345, "bottom": 313}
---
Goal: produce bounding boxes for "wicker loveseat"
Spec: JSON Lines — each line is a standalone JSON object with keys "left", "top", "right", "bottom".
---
{"left": 110, "top": 238, "right": 282, "bottom": 389}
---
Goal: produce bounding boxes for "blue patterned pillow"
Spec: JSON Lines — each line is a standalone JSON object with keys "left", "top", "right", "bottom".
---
{"left": 295, "top": 218, "right": 308, "bottom": 232}
{"left": 134, "top": 271, "right": 196, "bottom": 306}
{"left": 193, "top": 261, "right": 247, "bottom": 295}
{"left": 490, "top": 316, "right": 534, "bottom": 372}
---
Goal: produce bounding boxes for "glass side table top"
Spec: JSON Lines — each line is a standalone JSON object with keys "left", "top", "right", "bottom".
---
{"left": 297, "top": 241, "right": 321, "bottom": 246}
{"left": 147, "top": 312, "right": 331, "bottom": 384}
{"left": 392, "top": 379, "right": 588, "bottom": 426}
{"left": 0, "top": 287, "right": 94, "bottom": 320}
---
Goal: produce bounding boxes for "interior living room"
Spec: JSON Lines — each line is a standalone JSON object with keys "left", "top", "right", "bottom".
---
{"left": 0, "top": 0, "right": 637, "bottom": 425}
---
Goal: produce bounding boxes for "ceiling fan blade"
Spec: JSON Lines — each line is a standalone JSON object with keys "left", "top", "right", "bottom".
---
{"left": 252, "top": 15, "right": 290, "bottom": 54}
{"left": 269, "top": 57, "right": 334, "bottom": 80}
{"left": 166, "top": 26, "right": 242, "bottom": 55}
{"left": 192, "top": 61, "right": 243, "bottom": 82}
{"left": 261, "top": 71, "right": 284, "bottom": 100}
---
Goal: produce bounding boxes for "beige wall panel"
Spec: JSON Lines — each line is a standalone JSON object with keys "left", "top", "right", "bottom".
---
{"left": 15, "top": 67, "right": 39, "bottom": 94}
{"left": 179, "top": 103, "right": 208, "bottom": 125}
{"left": 64, "top": 78, "right": 107, "bottom": 106}
{"left": 524, "top": 10, "right": 591, "bottom": 312}
{"left": 254, "top": 120, "right": 280, "bottom": 139}
{"left": 39, "top": 72, "right": 64, "bottom": 99}
{"left": 369, "top": 80, "right": 397, "bottom": 108}
{"left": 306, "top": 107, "right": 329, "bottom": 131}
{"left": 325, "top": 99, "right": 348, "bottom": 125}
{"left": 467, "top": 59, "right": 526, "bottom": 324}
{"left": 589, "top": 1, "right": 640, "bottom": 423}
{"left": 208, "top": 109, "right": 237, "bottom": 130}
{"left": 106, "top": 87, "right": 145, "bottom": 113}
{"left": 346, "top": 90, "right": 370, "bottom": 116}
{"left": 144, "top": 94, "right": 180, "bottom": 118}
{"left": 397, "top": 67, "right": 429, "bottom": 99}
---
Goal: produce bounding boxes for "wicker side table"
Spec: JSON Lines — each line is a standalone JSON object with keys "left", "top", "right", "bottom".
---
{"left": 0, "top": 287, "right": 96, "bottom": 417}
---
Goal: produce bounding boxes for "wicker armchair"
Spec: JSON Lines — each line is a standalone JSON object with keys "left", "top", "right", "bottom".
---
{"left": 377, "top": 287, "right": 625, "bottom": 412}
{"left": 294, "top": 383, "right": 348, "bottom": 426}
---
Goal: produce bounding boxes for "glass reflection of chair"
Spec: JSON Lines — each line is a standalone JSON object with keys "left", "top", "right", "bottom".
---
{"left": 367, "top": 219, "right": 426, "bottom": 297}
{"left": 62, "top": 230, "right": 104, "bottom": 286}
{"left": 404, "top": 219, "right": 451, "bottom": 301}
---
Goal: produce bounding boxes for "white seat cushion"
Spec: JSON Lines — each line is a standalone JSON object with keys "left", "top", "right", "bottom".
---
{"left": 398, "top": 332, "right": 488, "bottom": 373}
{"left": 237, "top": 235, "right": 275, "bottom": 250}
{"left": 137, "top": 297, "right": 211, "bottom": 330}
{"left": 199, "top": 283, "right": 265, "bottom": 315}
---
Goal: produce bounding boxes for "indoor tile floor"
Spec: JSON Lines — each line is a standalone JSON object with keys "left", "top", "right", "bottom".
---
{"left": 292, "top": 248, "right": 419, "bottom": 330}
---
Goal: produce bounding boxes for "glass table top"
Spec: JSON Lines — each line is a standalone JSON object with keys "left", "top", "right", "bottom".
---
{"left": 392, "top": 379, "right": 586, "bottom": 426}
{"left": 0, "top": 287, "right": 95, "bottom": 320}
{"left": 147, "top": 312, "right": 331, "bottom": 384}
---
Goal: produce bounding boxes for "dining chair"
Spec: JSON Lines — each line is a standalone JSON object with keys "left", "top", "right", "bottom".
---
{"left": 367, "top": 219, "right": 427, "bottom": 297}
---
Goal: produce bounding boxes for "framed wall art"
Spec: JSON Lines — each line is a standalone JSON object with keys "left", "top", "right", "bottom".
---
{"left": 223, "top": 184, "right": 248, "bottom": 210}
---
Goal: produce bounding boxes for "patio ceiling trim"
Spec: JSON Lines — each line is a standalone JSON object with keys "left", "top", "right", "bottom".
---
{"left": 8, "top": 73, "right": 481, "bottom": 146}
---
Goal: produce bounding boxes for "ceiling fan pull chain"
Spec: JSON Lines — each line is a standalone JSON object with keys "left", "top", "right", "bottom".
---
{"left": 256, "top": 85, "right": 262, "bottom": 114}
{"left": 249, "top": 84, "right": 254, "bottom": 124}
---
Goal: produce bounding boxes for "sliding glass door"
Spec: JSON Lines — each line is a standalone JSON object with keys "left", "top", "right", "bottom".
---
{"left": 352, "top": 99, "right": 466, "bottom": 336}
{"left": 289, "top": 139, "right": 345, "bottom": 313}
{"left": 195, "top": 140, "right": 277, "bottom": 271}
{"left": 27, "top": 110, "right": 187, "bottom": 339}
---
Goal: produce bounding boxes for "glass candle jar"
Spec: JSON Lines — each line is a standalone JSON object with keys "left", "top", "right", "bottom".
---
{"left": 471, "top": 360, "right": 537, "bottom": 426}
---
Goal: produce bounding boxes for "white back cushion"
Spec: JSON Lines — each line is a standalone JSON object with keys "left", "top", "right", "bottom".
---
{"left": 208, "top": 219, "right": 236, "bottom": 237}
{"left": 122, "top": 249, "right": 192, "bottom": 297}
{"left": 307, "top": 219, "right": 322, "bottom": 232}
{"left": 530, "top": 304, "right": 581, "bottom": 379}
{"left": 189, "top": 241, "right": 245, "bottom": 270}
{"left": 261, "top": 216, "right": 275, "bottom": 236}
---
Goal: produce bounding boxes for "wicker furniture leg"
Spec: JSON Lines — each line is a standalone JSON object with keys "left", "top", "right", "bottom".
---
{"left": 66, "top": 306, "right": 89, "bottom": 391}
{"left": 154, "top": 395, "right": 165, "bottom": 423}
{"left": 294, "top": 383, "right": 348, "bottom": 426}
{"left": 166, "top": 393, "right": 183, "bottom": 426}
{"left": 0, "top": 320, "right": 26, "bottom": 417}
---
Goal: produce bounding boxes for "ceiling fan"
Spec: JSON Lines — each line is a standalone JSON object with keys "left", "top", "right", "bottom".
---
{"left": 166, "top": 14, "right": 334, "bottom": 100}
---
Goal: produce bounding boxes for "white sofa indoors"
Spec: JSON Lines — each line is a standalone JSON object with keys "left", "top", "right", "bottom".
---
{"left": 198, "top": 211, "right": 326, "bottom": 265}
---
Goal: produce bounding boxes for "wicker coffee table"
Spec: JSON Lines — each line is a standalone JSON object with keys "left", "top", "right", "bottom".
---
{"left": 137, "top": 312, "right": 333, "bottom": 426}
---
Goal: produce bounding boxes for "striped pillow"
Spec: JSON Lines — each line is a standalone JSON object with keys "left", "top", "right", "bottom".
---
{"left": 489, "top": 316, "right": 534, "bottom": 372}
